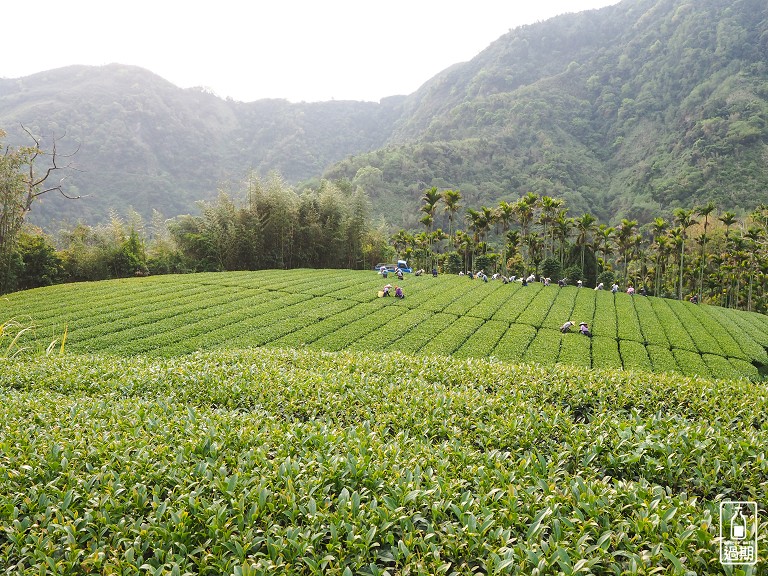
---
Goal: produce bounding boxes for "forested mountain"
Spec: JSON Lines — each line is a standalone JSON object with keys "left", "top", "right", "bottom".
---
{"left": 327, "top": 0, "right": 768, "bottom": 227}
{"left": 2, "top": 0, "right": 767, "bottom": 230}
{"left": 0, "top": 66, "right": 402, "bottom": 226}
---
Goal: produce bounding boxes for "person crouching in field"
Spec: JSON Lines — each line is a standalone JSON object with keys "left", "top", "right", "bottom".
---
{"left": 560, "top": 320, "right": 574, "bottom": 333}
{"left": 579, "top": 322, "right": 592, "bottom": 337}
{"left": 395, "top": 286, "right": 405, "bottom": 299}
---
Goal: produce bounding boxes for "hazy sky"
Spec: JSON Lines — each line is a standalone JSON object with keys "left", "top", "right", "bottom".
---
{"left": 4, "top": 1, "right": 621, "bottom": 103}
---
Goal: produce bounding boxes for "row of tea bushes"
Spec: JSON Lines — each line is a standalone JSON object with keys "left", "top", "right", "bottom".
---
{"left": 0, "top": 348, "right": 765, "bottom": 573}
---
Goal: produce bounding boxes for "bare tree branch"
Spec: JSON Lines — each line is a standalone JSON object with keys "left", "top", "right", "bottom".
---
{"left": 19, "top": 125, "right": 81, "bottom": 210}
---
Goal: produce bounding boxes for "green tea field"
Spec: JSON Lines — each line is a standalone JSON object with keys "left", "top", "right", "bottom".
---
{"left": 2, "top": 269, "right": 767, "bottom": 379}
{"left": 1, "top": 270, "right": 767, "bottom": 574}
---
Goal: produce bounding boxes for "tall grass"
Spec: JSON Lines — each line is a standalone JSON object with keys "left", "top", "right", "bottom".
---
{"left": 1, "top": 318, "right": 67, "bottom": 357}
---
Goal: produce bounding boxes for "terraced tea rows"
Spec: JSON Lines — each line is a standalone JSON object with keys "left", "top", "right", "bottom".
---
{"left": 3, "top": 272, "right": 768, "bottom": 573}
{"left": 4, "top": 269, "right": 767, "bottom": 379}
{"left": 0, "top": 348, "right": 766, "bottom": 573}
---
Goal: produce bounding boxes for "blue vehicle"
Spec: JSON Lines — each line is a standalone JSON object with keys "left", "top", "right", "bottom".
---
{"left": 396, "top": 260, "right": 412, "bottom": 273}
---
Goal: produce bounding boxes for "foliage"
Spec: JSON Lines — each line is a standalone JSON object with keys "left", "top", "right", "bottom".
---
{"left": 1, "top": 268, "right": 767, "bottom": 571}
{"left": 472, "top": 253, "right": 498, "bottom": 274}
{"left": 539, "top": 257, "right": 562, "bottom": 282}
{"left": 441, "top": 251, "right": 463, "bottom": 274}
{"left": 596, "top": 269, "right": 616, "bottom": 287}
{"left": 0, "top": 348, "right": 766, "bottom": 572}
{"left": 12, "top": 231, "right": 65, "bottom": 290}
{"left": 0, "top": 1, "right": 766, "bottom": 239}
{"left": 592, "top": 336, "right": 622, "bottom": 370}
{"left": 0, "top": 66, "right": 401, "bottom": 227}
{"left": 0, "top": 129, "right": 70, "bottom": 293}
{"left": 5, "top": 3, "right": 768, "bottom": 311}
{"left": 168, "top": 176, "right": 384, "bottom": 272}
{"left": 327, "top": 0, "right": 768, "bottom": 229}
{"left": 59, "top": 216, "right": 150, "bottom": 282}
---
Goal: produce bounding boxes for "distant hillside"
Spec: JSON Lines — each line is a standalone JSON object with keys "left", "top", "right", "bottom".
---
{"left": 2, "top": 0, "right": 768, "bottom": 230}
{"left": 0, "top": 65, "right": 402, "bottom": 225}
{"left": 327, "top": 0, "right": 768, "bottom": 226}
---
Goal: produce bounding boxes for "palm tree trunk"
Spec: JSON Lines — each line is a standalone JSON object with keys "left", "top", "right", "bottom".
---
{"left": 697, "top": 240, "right": 706, "bottom": 300}
{"left": 678, "top": 241, "right": 684, "bottom": 300}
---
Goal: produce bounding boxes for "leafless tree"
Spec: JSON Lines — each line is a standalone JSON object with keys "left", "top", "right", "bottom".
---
{"left": 0, "top": 125, "right": 79, "bottom": 291}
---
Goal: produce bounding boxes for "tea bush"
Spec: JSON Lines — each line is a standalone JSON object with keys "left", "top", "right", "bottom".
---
{"left": 0, "top": 349, "right": 766, "bottom": 574}
{"left": 2, "top": 270, "right": 766, "bottom": 380}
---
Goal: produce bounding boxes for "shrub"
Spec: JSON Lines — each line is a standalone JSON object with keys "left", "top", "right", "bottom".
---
{"left": 523, "top": 328, "right": 561, "bottom": 365}
{"left": 454, "top": 320, "right": 508, "bottom": 358}
{"left": 729, "top": 357, "right": 760, "bottom": 380}
{"left": 384, "top": 313, "right": 456, "bottom": 355}
{"left": 0, "top": 348, "right": 766, "bottom": 572}
{"left": 592, "top": 291, "right": 617, "bottom": 338}
{"left": 619, "top": 340, "right": 652, "bottom": 371}
{"left": 703, "top": 353, "right": 738, "bottom": 380}
{"left": 615, "top": 294, "right": 645, "bottom": 342}
{"left": 540, "top": 257, "right": 562, "bottom": 281}
{"left": 592, "top": 336, "right": 622, "bottom": 370}
{"left": 492, "top": 324, "right": 536, "bottom": 362}
{"left": 492, "top": 283, "right": 542, "bottom": 322}
{"left": 647, "top": 345, "right": 679, "bottom": 374}
{"left": 668, "top": 302, "right": 725, "bottom": 356}
{"left": 558, "top": 332, "right": 591, "bottom": 368}
{"left": 541, "top": 287, "right": 578, "bottom": 330}
{"left": 704, "top": 306, "right": 768, "bottom": 362}
{"left": 350, "top": 309, "right": 434, "bottom": 352}
{"left": 672, "top": 348, "right": 712, "bottom": 378}
{"left": 475, "top": 253, "right": 500, "bottom": 273}
{"left": 685, "top": 303, "right": 751, "bottom": 361}
{"left": 420, "top": 316, "right": 484, "bottom": 355}
{"left": 442, "top": 251, "right": 463, "bottom": 274}
{"left": 570, "top": 289, "right": 596, "bottom": 330}
{"left": 596, "top": 269, "right": 616, "bottom": 287}
{"left": 3, "top": 269, "right": 766, "bottom": 380}
{"left": 650, "top": 298, "right": 698, "bottom": 353}
{"left": 516, "top": 284, "right": 559, "bottom": 326}
{"left": 563, "top": 264, "right": 584, "bottom": 286}
{"left": 465, "top": 284, "right": 514, "bottom": 319}
{"left": 632, "top": 296, "right": 670, "bottom": 348}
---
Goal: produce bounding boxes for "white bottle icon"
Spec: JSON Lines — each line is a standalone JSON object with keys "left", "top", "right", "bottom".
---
{"left": 731, "top": 508, "right": 747, "bottom": 540}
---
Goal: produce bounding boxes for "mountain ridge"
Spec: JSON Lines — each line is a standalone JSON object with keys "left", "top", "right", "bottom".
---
{"left": 0, "top": 63, "right": 402, "bottom": 225}
{"left": 1, "top": 0, "right": 767, "bottom": 229}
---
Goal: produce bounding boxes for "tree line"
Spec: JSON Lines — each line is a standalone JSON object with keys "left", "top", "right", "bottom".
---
{"left": 0, "top": 156, "right": 393, "bottom": 293}
{"left": 398, "top": 187, "right": 768, "bottom": 313}
{"left": 2, "top": 129, "right": 767, "bottom": 313}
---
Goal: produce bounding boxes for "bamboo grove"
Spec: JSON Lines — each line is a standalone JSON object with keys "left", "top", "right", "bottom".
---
{"left": 2, "top": 128, "right": 767, "bottom": 315}
{"left": 398, "top": 187, "right": 768, "bottom": 313}
{"left": 0, "top": 173, "right": 395, "bottom": 295}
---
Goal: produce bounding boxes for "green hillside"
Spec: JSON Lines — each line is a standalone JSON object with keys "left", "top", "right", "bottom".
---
{"left": 3, "top": 0, "right": 768, "bottom": 230}
{"left": 1, "top": 349, "right": 767, "bottom": 572}
{"left": 2, "top": 271, "right": 768, "bottom": 572}
{"left": 3, "top": 269, "right": 767, "bottom": 380}
{"left": 328, "top": 0, "right": 768, "bottom": 226}
{"left": 0, "top": 65, "right": 401, "bottom": 227}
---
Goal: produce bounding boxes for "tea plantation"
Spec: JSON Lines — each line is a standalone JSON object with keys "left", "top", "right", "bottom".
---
{"left": 2, "top": 269, "right": 768, "bottom": 379}
{"left": 1, "top": 270, "right": 767, "bottom": 574}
